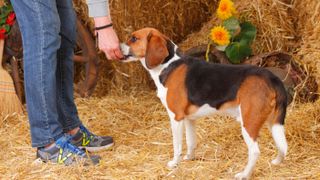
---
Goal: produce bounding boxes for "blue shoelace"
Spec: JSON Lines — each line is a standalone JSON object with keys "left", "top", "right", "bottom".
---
{"left": 56, "top": 135, "right": 85, "bottom": 156}
{"left": 79, "top": 125, "right": 93, "bottom": 136}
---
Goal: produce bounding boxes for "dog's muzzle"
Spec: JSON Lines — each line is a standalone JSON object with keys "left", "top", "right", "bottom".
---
{"left": 120, "top": 43, "right": 134, "bottom": 60}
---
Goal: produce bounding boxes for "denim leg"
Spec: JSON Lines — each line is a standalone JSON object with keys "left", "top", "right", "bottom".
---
{"left": 56, "top": 0, "right": 82, "bottom": 132}
{"left": 11, "top": 0, "right": 63, "bottom": 147}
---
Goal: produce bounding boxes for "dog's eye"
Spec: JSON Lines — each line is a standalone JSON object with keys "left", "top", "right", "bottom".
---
{"left": 130, "top": 36, "right": 138, "bottom": 43}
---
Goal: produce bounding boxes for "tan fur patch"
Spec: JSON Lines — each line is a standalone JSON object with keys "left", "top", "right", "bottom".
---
{"left": 165, "top": 64, "right": 190, "bottom": 121}
{"left": 237, "top": 76, "right": 276, "bottom": 140}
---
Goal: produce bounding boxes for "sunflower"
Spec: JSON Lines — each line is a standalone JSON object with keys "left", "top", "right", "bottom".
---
{"left": 217, "top": 0, "right": 236, "bottom": 20}
{"left": 210, "top": 26, "right": 230, "bottom": 46}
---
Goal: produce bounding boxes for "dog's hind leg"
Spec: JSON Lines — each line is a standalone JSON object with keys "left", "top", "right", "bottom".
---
{"left": 270, "top": 124, "right": 287, "bottom": 165}
{"left": 267, "top": 103, "right": 287, "bottom": 165}
{"left": 183, "top": 119, "right": 196, "bottom": 161}
{"left": 167, "top": 116, "right": 184, "bottom": 169}
{"left": 235, "top": 105, "right": 262, "bottom": 180}
{"left": 235, "top": 126, "right": 260, "bottom": 180}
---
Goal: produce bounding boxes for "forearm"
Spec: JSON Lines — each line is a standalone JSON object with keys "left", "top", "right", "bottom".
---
{"left": 86, "top": 0, "right": 123, "bottom": 60}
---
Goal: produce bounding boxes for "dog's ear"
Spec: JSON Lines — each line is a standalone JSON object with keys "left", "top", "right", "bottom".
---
{"left": 145, "top": 32, "right": 169, "bottom": 69}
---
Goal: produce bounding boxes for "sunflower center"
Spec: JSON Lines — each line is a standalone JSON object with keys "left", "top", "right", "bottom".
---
{"left": 216, "top": 31, "right": 225, "bottom": 40}
{"left": 220, "top": 3, "right": 228, "bottom": 12}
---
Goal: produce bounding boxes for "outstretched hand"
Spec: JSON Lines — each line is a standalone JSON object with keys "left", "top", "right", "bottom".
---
{"left": 94, "top": 16, "right": 123, "bottom": 60}
{"left": 97, "top": 27, "right": 123, "bottom": 60}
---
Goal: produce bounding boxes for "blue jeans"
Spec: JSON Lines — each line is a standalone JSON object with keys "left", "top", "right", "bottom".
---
{"left": 11, "top": 0, "right": 81, "bottom": 147}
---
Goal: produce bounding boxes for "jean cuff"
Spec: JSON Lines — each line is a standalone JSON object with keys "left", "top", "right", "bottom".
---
{"left": 31, "top": 132, "right": 64, "bottom": 148}
{"left": 63, "top": 121, "right": 82, "bottom": 132}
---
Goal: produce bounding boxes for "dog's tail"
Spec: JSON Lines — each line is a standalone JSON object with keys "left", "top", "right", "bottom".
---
{"left": 271, "top": 74, "right": 287, "bottom": 125}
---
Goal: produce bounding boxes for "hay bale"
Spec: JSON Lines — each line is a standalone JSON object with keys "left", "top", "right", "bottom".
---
{"left": 293, "top": 0, "right": 320, "bottom": 92}
{"left": 109, "top": 0, "right": 217, "bottom": 43}
{"left": 74, "top": 0, "right": 217, "bottom": 42}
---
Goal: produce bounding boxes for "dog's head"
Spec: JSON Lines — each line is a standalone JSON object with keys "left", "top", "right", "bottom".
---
{"left": 121, "top": 28, "right": 171, "bottom": 69}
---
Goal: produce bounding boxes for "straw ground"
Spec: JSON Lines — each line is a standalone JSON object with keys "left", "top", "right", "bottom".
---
{"left": 1, "top": 90, "right": 320, "bottom": 179}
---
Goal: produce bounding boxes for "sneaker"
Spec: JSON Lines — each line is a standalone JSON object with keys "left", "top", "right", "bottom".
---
{"left": 70, "top": 125, "right": 114, "bottom": 152}
{"left": 37, "top": 135, "right": 101, "bottom": 166}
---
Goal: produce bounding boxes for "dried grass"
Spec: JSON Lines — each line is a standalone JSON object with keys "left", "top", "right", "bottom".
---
{"left": 109, "top": 0, "right": 216, "bottom": 44}
{"left": 74, "top": 0, "right": 217, "bottom": 43}
{"left": 1, "top": 91, "right": 320, "bottom": 179}
{"left": 293, "top": 0, "right": 320, "bottom": 92}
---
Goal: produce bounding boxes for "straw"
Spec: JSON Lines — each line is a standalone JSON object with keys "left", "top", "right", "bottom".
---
{"left": 0, "top": 39, "right": 23, "bottom": 115}
{"left": 0, "top": 91, "right": 319, "bottom": 179}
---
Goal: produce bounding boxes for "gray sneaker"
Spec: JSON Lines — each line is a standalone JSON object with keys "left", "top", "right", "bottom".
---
{"left": 70, "top": 125, "right": 114, "bottom": 152}
{"left": 37, "top": 135, "right": 100, "bottom": 166}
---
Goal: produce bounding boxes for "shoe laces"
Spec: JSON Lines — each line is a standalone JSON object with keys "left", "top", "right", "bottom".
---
{"left": 56, "top": 135, "right": 85, "bottom": 156}
{"left": 79, "top": 125, "right": 94, "bottom": 137}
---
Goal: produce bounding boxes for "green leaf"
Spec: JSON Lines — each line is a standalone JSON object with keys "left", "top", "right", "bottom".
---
{"left": 234, "top": 22, "right": 257, "bottom": 44}
{"left": 0, "top": 11, "right": 9, "bottom": 20}
{"left": 0, "top": 3, "right": 13, "bottom": 18}
{"left": 4, "top": 24, "right": 10, "bottom": 32}
{"left": 223, "top": 17, "right": 240, "bottom": 37}
{"left": 225, "top": 40, "right": 252, "bottom": 64}
{"left": 0, "top": 18, "right": 6, "bottom": 25}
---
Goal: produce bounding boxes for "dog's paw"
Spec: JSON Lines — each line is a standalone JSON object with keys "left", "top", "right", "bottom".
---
{"left": 234, "top": 172, "right": 249, "bottom": 180}
{"left": 183, "top": 154, "right": 195, "bottom": 161}
{"left": 167, "top": 160, "right": 179, "bottom": 169}
{"left": 271, "top": 158, "right": 282, "bottom": 165}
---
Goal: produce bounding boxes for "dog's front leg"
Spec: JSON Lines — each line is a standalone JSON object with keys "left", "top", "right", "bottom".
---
{"left": 183, "top": 119, "right": 196, "bottom": 161}
{"left": 167, "top": 117, "right": 184, "bottom": 169}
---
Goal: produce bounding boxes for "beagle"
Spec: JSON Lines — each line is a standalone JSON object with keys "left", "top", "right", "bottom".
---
{"left": 121, "top": 28, "right": 288, "bottom": 179}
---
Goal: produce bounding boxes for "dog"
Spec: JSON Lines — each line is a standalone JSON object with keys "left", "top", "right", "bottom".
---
{"left": 120, "top": 28, "right": 288, "bottom": 179}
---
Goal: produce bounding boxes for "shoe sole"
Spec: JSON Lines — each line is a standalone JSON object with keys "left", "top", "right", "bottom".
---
{"left": 80, "top": 142, "right": 114, "bottom": 152}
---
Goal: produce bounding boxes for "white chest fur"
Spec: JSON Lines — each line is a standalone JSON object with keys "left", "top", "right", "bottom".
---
{"left": 141, "top": 57, "right": 180, "bottom": 121}
{"left": 141, "top": 56, "right": 179, "bottom": 102}
{"left": 187, "top": 104, "right": 241, "bottom": 122}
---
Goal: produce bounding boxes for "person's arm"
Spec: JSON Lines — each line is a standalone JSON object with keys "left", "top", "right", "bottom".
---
{"left": 86, "top": 0, "right": 123, "bottom": 60}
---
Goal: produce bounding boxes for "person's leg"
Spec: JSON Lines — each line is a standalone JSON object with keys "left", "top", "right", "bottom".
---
{"left": 55, "top": 0, "right": 114, "bottom": 151}
{"left": 11, "top": 0, "right": 63, "bottom": 147}
{"left": 11, "top": 0, "right": 101, "bottom": 165}
{"left": 55, "top": 0, "right": 82, "bottom": 132}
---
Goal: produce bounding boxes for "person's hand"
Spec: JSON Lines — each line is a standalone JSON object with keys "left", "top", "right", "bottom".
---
{"left": 96, "top": 27, "right": 123, "bottom": 60}
{"left": 94, "top": 16, "right": 124, "bottom": 60}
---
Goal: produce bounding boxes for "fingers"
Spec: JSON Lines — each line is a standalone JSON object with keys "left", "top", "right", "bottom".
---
{"left": 114, "top": 48, "right": 124, "bottom": 60}
{"left": 102, "top": 46, "right": 123, "bottom": 60}
{"left": 96, "top": 28, "right": 124, "bottom": 61}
